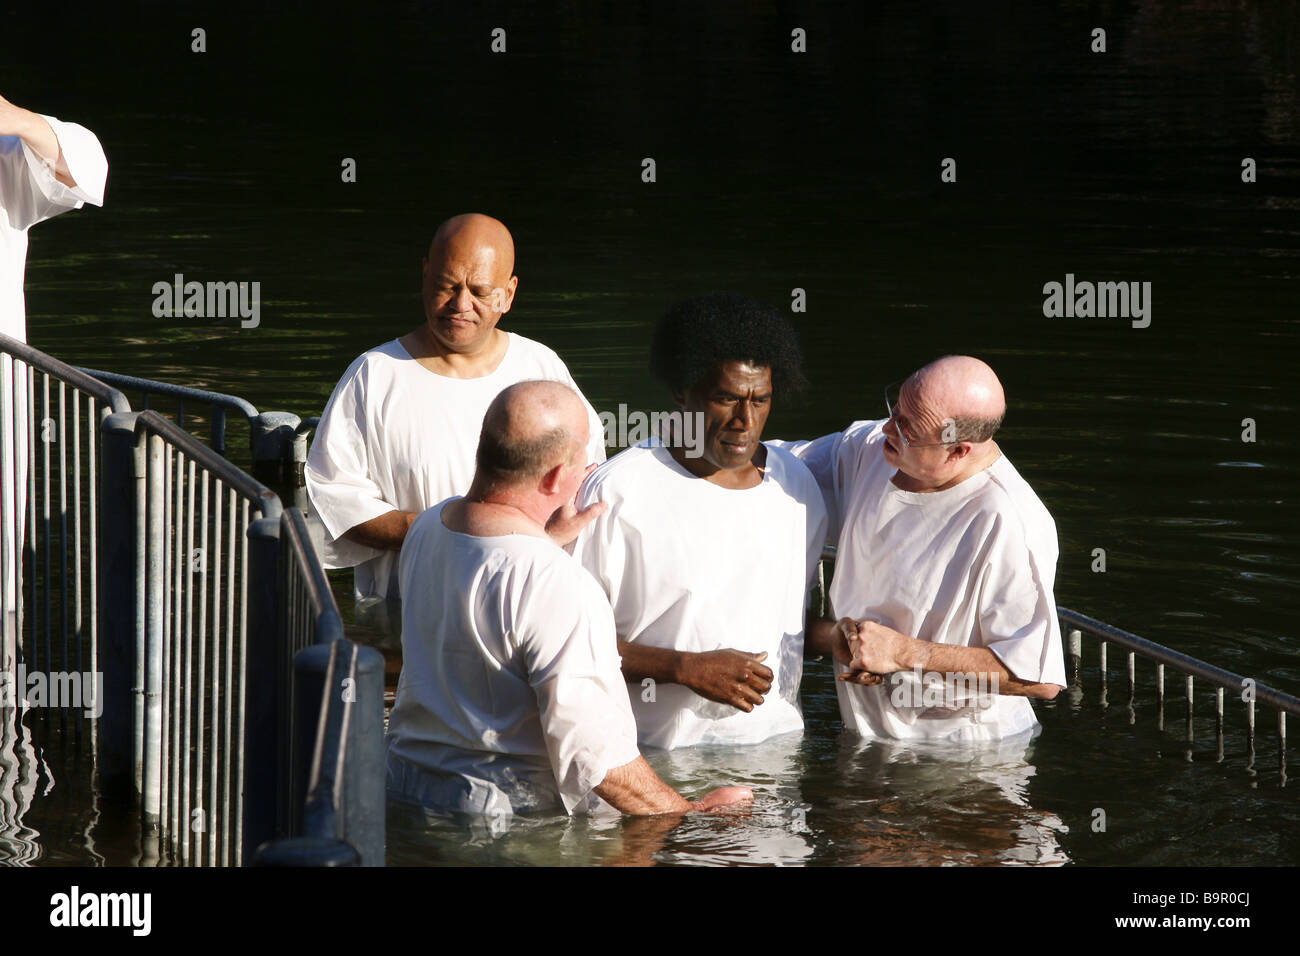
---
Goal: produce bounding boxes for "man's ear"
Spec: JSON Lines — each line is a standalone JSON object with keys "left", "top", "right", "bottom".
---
{"left": 500, "top": 275, "right": 519, "bottom": 314}
{"left": 948, "top": 442, "right": 973, "bottom": 463}
{"left": 540, "top": 461, "right": 565, "bottom": 495}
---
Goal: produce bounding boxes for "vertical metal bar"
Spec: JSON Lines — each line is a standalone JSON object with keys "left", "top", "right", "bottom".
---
{"left": 72, "top": 388, "right": 83, "bottom": 743}
{"left": 1098, "top": 641, "right": 1107, "bottom": 690}
{"left": 234, "top": 496, "right": 249, "bottom": 866}
{"left": 1185, "top": 674, "right": 1194, "bottom": 744}
{"left": 1215, "top": 686, "right": 1224, "bottom": 762}
{"left": 181, "top": 457, "right": 195, "bottom": 864}
{"left": 142, "top": 432, "right": 166, "bottom": 831}
{"left": 816, "top": 559, "right": 826, "bottom": 619}
{"left": 159, "top": 443, "right": 173, "bottom": 855}
{"left": 1281, "top": 712, "right": 1288, "bottom": 788}
{"left": 208, "top": 476, "right": 223, "bottom": 866}
{"left": 134, "top": 426, "right": 147, "bottom": 792}
{"left": 169, "top": 448, "right": 184, "bottom": 852}
{"left": 221, "top": 488, "right": 236, "bottom": 865}
{"left": 1246, "top": 696, "right": 1257, "bottom": 777}
{"left": 195, "top": 467, "right": 210, "bottom": 868}
{"left": 1156, "top": 663, "right": 1165, "bottom": 731}
{"left": 1126, "top": 651, "right": 1135, "bottom": 701}
{"left": 0, "top": 354, "right": 12, "bottom": 665}
{"left": 58, "top": 381, "right": 68, "bottom": 723}
{"left": 212, "top": 406, "right": 226, "bottom": 455}
{"left": 88, "top": 396, "right": 98, "bottom": 721}
{"left": 1067, "top": 629, "right": 1081, "bottom": 687}
{"left": 42, "top": 373, "right": 51, "bottom": 680}
{"left": 26, "top": 363, "right": 36, "bottom": 667}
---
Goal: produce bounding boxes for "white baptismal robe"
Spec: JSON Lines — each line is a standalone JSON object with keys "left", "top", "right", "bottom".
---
{"left": 780, "top": 420, "right": 1067, "bottom": 742}
{"left": 1, "top": 115, "right": 107, "bottom": 618}
{"left": 386, "top": 501, "right": 641, "bottom": 816}
{"left": 304, "top": 333, "right": 606, "bottom": 601}
{"left": 573, "top": 439, "right": 828, "bottom": 750}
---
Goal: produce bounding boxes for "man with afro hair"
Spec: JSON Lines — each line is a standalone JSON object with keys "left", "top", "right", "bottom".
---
{"left": 572, "top": 293, "right": 828, "bottom": 751}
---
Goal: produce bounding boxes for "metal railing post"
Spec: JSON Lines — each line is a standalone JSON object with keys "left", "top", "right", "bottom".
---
{"left": 290, "top": 638, "right": 385, "bottom": 866}
{"left": 98, "top": 411, "right": 142, "bottom": 793}
{"left": 240, "top": 509, "right": 283, "bottom": 862}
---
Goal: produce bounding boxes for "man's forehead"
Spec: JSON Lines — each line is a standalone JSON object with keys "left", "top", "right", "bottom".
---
{"left": 707, "top": 360, "right": 772, "bottom": 390}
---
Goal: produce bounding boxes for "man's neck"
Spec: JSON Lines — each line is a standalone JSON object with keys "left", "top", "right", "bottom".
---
{"left": 400, "top": 326, "right": 509, "bottom": 379}
{"left": 442, "top": 486, "right": 552, "bottom": 539}
{"left": 891, "top": 442, "right": 1001, "bottom": 493}
{"left": 668, "top": 443, "right": 766, "bottom": 489}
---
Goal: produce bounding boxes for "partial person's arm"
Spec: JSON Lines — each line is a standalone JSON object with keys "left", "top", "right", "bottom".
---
{"left": 0, "top": 97, "right": 66, "bottom": 181}
{"left": 617, "top": 640, "right": 774, "bottom": 713}
{"left": 341, "top": 509, "right": 419, "bottom": 550}
{"left": 0, "top": 94, "right": 107, "bottom": 230}
{"left": 528, "top": 566, "right": 753, "bottom": 814}
{"left": 304, "top": 357, "right": 415, "bottom": 563}
{"left": 594, "top": 755, "right": 751, "bottom": 815}
{"left": 841, "top": 620, "right": 1060, "bottom": 699}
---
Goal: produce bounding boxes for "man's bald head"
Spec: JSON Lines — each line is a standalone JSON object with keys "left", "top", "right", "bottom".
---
{"left": 475, "top": 381, "right": 588, "bottom": 487}
{"left": 908, "top": 355, "right": 1006, "bottom": 443}
{"left": 429, "top": 213, "right": 515, "bottom": 285}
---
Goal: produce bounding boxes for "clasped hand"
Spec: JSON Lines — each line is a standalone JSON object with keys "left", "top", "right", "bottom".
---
{"left": 835, "top": 618, "right": 910, "bottom": 685}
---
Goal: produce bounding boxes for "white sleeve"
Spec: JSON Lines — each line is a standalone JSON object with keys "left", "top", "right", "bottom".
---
{"left": 525, "top": 566, "right": 640, "bottom": 813}
{"left": 558, "top": 365, "right": 607, "bottom": 466}
{"left": 303, "top": 358, "right": 395, "bottom": 568}
{"left": 977, "top": 516, "right": 1068, "bottom": 688}
{"left": 803, "top": 473, "right": 830, "bottom": 597}
{"left": 768, "top": 431, "right": 846, "bottom": 542}
{"left": 571, "top": 472, "right": 626, "bottom": 612}
{"left": 0, "top": 115, "right": 107, "bottom": 231}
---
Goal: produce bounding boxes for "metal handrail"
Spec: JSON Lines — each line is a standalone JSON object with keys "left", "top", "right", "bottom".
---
{"left": 77, "top": 367, "right": 258, "bottom": 418}
{"left": 2, "top": 335, "right": 131, "bottom": 415}
{"left": 79, "top": 367, "right": 257, "bottom": 456}
{"left": 1059, "top": 606, "right": 1300, "bottom": 716}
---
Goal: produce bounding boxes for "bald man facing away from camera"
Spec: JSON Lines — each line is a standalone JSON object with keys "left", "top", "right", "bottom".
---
{"left": 305, "top": 213, "right": 606, "bottom": 605}
{"left": 784, "top": 356, "right": 1067, "bottom": 742}
{"left": 385, "top": 381, "right": 751, "bottom": 820}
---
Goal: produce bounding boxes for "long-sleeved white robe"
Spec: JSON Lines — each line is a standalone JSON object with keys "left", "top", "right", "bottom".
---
{"left": 1, "top": 115, "right": 107, "bottom": 624}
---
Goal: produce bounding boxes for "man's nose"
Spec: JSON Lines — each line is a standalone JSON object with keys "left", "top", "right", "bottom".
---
{"left": 453, "top": 286, "right": 476, "bottom": 312}
{"left": 731, "top": 401, "right": 755, "bottom": 430}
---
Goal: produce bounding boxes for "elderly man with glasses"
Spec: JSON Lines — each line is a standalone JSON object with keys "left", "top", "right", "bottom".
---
{"left": 779, "top": 355, "right": 1066, "bottom": 742}
{"left": 305, "top": 213, "right": 606, "bottom": 606}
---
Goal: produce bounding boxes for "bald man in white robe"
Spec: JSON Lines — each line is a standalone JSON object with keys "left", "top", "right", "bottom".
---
{"left": 305, "top": 214, "right": 606, "bottom": 608}
{"left": 786, "top": 356, "right": 1067, "bottom": 742}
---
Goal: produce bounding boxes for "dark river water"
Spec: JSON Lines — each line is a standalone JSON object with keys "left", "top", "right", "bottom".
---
{"left": 4, "top": 1, "right": 1298, "bottom": 865}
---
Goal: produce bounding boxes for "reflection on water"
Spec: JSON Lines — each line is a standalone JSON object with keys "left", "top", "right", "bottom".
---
{"left": 387, "top": 725, "right": 1069, "bottom": 867}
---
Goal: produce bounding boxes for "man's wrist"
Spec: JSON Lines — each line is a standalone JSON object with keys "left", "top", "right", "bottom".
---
{"left": 901, "top": 634, "right": 931, "bottom": 672}
{"left": 669, "top": 649, "right": 693, "bottom": 687}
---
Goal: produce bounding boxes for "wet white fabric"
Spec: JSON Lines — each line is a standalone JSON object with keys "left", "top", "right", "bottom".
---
{"left": 777, "top": 420, "right": 1067, "bottom": 742}
{"left": 304, "top": 332, "right": 606, "bottom": 600}
{"left": 0, "top": 115, "right": 107, "bottom": 618}
{"left": 572, "top": 439, "right": 828, "bottom": 750}
{"left": 386, "top": 500, "right": 641, "bottom": 817}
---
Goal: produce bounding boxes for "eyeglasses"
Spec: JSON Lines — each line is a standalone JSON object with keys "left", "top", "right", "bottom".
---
{"left": 884, "top": 381, "right": 953, "bottom": 448}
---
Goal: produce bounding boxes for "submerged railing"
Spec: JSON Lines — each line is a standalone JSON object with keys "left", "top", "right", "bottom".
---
{"left": 1, "top": 334, "right": 383, "bottom": 866}
{"left": 1060, "top": 607, "right": 1297, "bottom": 784}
